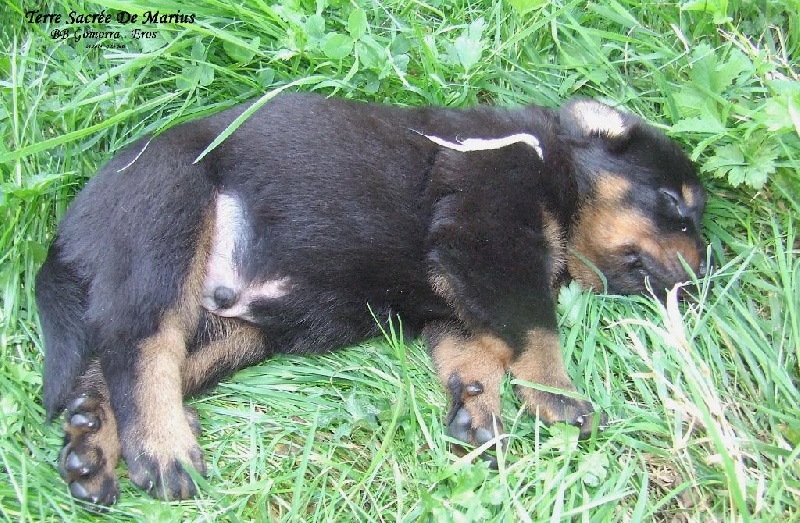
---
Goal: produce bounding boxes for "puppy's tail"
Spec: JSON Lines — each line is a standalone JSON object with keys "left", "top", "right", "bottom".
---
{"left": 35, "top": 240, "right": 91, "bottom": 421}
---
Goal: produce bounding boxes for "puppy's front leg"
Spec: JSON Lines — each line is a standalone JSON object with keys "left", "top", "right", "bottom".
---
{"left": 426, "top": 320, "right": 603, "bottom": 450}
{"left": 425, "top": 148, "right": 603, "bottom": 446}
{"left": 425, "top": 322, "right": 509, "bottom": 448}
{"left": 508, "top": 329, "right": 604, "bottom": 439}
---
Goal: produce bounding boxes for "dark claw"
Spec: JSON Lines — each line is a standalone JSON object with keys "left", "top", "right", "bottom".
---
{"left": 126, "top": 444, "right": 206, "bottom": 500}
{"left": 523, "top": 387, "right": 606, "bottom": 440}
{"left": 465, "top": 382, "right": 484, "bottom": 396}
{"left": 70, "top": 413, "right": 99, "bottom": 430}
{"left": 184, "top": 406, "right": 203, "bottom": 438}
{"left": 446, "top": 407, "right": 504, "bottom": 449}
{"left": 69, "top": 477, "right": 118, "bottom": 509}
{"left": 445, "top": 373, "right": 505, "bottom": 463}
{"left": 473, "top": 427, "right": 494, "bottom": 445}
{"left": 188, "top": 446, "right": 205, "bottom": 468}
{"left": 447, "top": 407, "right": 473, "bottom": 443}
{"left": 575, "top": 410, "right": 608, "bottom": 440}
{"left": 70, "top": 481, "right": 94, "bottom": 503}
{"left": 65, "top": 452, "right": 91, "bottom": 476}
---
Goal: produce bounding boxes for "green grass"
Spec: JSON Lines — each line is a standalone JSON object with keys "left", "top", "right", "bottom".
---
{"left": 1, "top": 0, "right": 799, "bottom": 520}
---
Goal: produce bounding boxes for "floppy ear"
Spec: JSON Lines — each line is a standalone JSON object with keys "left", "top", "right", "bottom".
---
{"left": 559, "top": 99, "right": 635, "bottom": 145}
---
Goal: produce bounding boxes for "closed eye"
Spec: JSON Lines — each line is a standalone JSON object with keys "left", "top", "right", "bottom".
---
{"left": 659, "top": 187, "right": 689, "bottom": 219}
{"left": 660, "top": 187, "right": 680, "bottom": 208}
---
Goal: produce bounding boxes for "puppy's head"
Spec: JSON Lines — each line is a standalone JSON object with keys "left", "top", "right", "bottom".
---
{"left": 560, "top": 99, "right": 708, "bottom": 297}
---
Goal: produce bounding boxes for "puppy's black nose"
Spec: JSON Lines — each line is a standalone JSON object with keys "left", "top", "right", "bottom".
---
{"left": 213, "top": 286, "right": 238, "bottom": 309}
{"left": 698, "top": 249, "right": 715, "bottom": 277}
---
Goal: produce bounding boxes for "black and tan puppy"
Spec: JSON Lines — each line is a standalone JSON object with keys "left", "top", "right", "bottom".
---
{"left": 36, "top": 93, "right": 707, "bottom": 504}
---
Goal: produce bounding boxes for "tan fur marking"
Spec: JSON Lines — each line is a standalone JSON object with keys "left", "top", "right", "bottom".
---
{"left": 133, "top": 313, "right": 198, "bottom": 463}
{"left": 566, "top": 257, "right": 604, "bottom": 290}
{"left": 509, "top": 330, "right": 574, "bottom": 392}
{"left": 542, "top": 210, "right": 566, "bottom": 287}
{"left": 432, "top": 333, "right": 512, "bottom": 429}
{"left": 429, "top": 273, "right": 457, "bottom": 304}
{"left": 433, "top": 333, "right": 513, "bottom": 377}
{"left": 639, "top": 233, "right": 702, "bottom": 276}
{"left": 131, "top": 208, "right": 214, "bottom": 465}
{"left": 510, "top": 329, "right": 588, "bottom": 425}
{"left": 681, "top": 184, "right": 696, "bottom": 208}
{"left": 568, "top": 174, "right": 636, "bottom": 288}
{"left": 594, "top": 174, "right": 632, "bottom": 202}
{"left": 429, "top": 271, "right": 475, "bottom": 324}
{"left": 568, "top": 173, "right": 705, "bottom": 290}
{"left": 569, "top": 197, "right": 703, "bottom": 289}
{"left": 568, "top": 203, "right": 656, "bottom": 289}
{"left": 182, "top": 320, "right": 265, "bottom": 394}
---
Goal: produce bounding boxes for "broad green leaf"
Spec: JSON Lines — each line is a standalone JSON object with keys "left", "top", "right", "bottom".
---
{"left": 702, "top": 140, "right": 777, "bottom": 189}
{"left": 190, "top": 38, "right": 205, "bottom": 61}
{"left": 581, "top": 452, "right": 610, "bottom": 487}
{"left": 322, "top": 33, "right": 354, "bottom": 60}
{"left": 348, "top": 8, "right": 368, "bottom": 40}
{"left": 508, "top": 0, "right": 548, "bottom": 15}
{"left": 356, "top": 37, "right": 383, "bottom": 69}
{"left": 681, "top": 0, "right": 731, "bottom": 24}
{"left": 223, "top": 36, "right": 260, "bottom": 63}
{"left": 671, "top": 115, "right": 726, "bottom": 134}
{"left": 305, "top": 14, "right": 326, "bottom": 41}
{"left": 453, "top": 18, "right": 485, "bottom": 72}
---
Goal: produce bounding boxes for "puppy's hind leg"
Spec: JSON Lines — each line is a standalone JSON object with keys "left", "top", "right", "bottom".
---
{"left": 58, "top": 361, "right": 120, "bottom": 506}
{"left": 92, "top": 209, "right": 215, "bottom": 500}
{"left": 116, "top": 310, "right": 207, "bottom": 500}
{"left": 183, "top": 314, "right": 268, "bottom": 396}
{"left": 119, "top": 314, "right": 268, "bottom": 499}
{"left": 59, "top": 358, "right": 208, "bottom": 506}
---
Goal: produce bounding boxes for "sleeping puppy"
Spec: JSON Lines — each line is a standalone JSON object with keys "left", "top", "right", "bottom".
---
{"left": 36, "top": 93, "right": 707, "bottom": 504}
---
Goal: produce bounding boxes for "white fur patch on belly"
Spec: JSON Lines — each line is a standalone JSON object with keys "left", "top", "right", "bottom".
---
{"left": 418, "top": 132, "right": 544, "bottom": 160}
{"left": 203, "top": 193, "right": 246, "bottom": 306}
